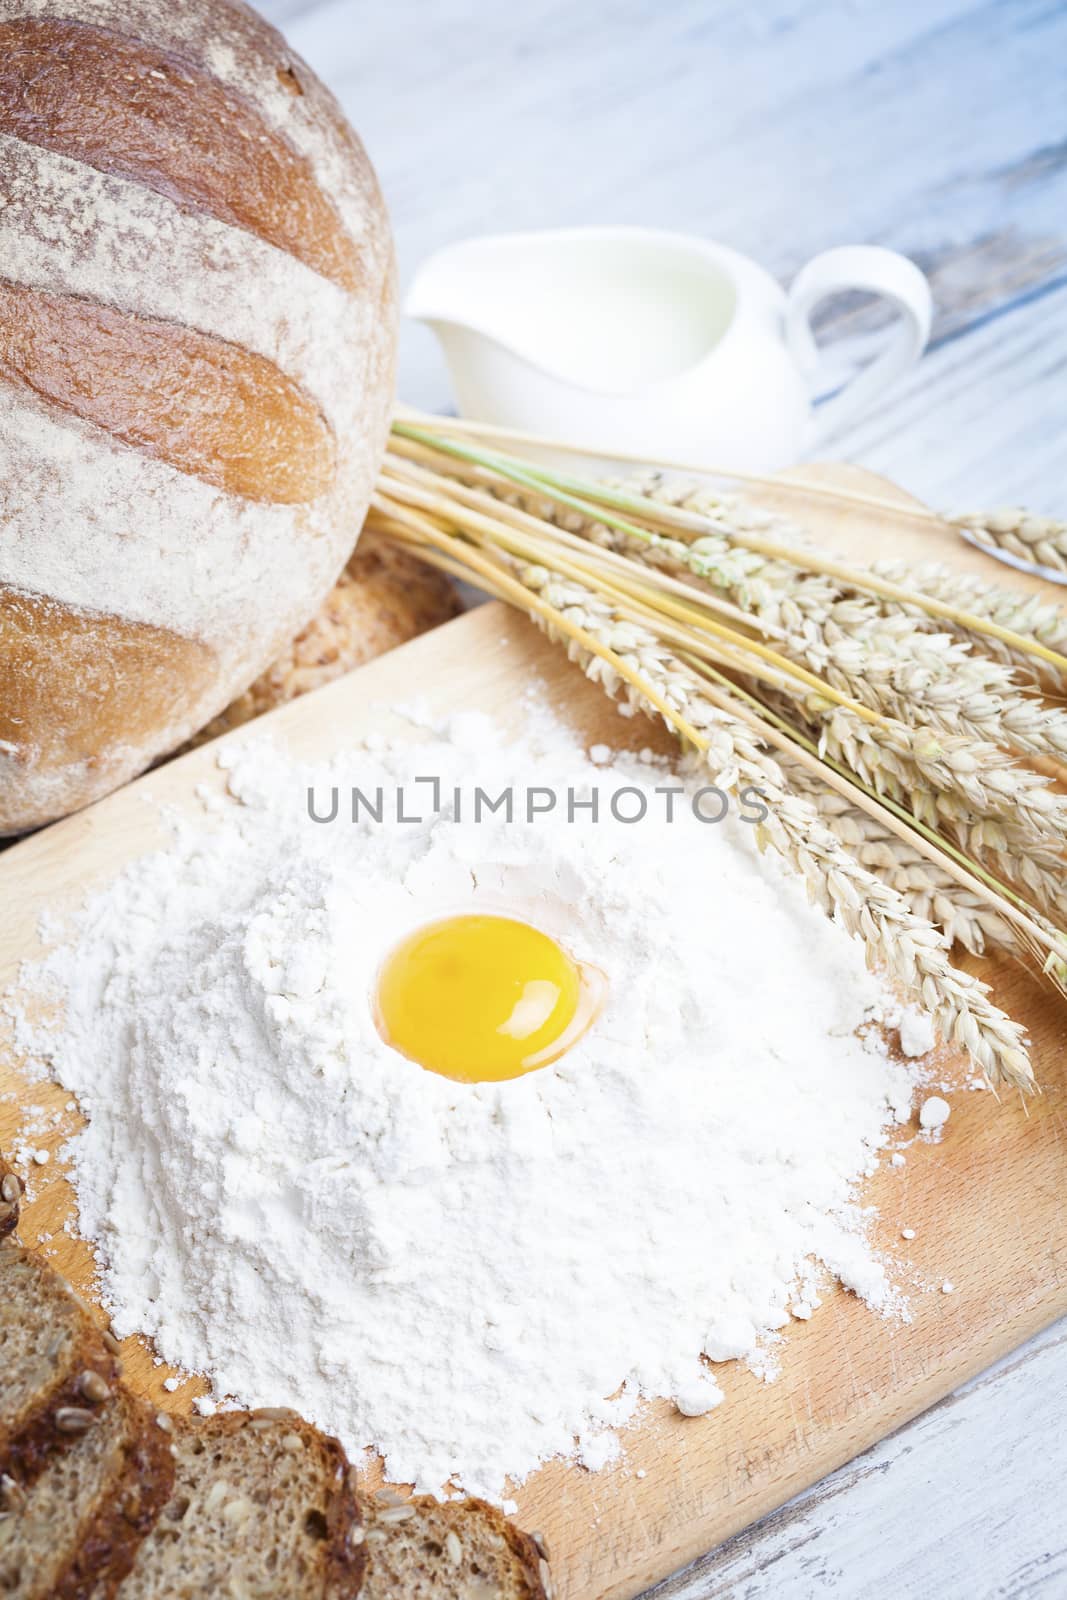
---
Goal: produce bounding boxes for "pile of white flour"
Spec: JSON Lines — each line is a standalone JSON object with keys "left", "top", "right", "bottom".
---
{"left": 9, "top": 706, "right": 925, "bottom": 1499}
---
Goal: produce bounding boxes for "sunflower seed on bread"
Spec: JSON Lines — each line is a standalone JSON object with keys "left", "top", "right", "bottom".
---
{"left": 0, "top": 1249, "right": 121, "bottom": 1489}
{"left": 113, "top": 1411, "right": 365, "bottom": 1598}
{"left": 361, "top": 1492, "right": 549, "bottom": 1600}
{"left": 0, "top": 1154, "right": 20, "bottom": 1243}
{"left": 0, "top": 1385, "right": 173, "bottom": 1600}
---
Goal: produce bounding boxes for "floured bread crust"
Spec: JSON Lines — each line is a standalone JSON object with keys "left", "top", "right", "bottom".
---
{"left": 191, "top": 535, "right": 461, "bottom": 746}
{"left": 0, "top": 0, "right": 397, "bottom": 834}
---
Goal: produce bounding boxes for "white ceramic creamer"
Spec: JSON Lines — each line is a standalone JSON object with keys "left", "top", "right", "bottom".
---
{"left": 405, "top": 227, "right": 932, "bottom": 471}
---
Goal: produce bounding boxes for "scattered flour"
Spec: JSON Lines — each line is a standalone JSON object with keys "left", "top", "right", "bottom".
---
{"left": 8, "top": 708, "right": 929, "bottom": 1500}
{"left": 899, "top": 1007, "right": 938, "bottom": 1059}
{"left": 702, "top": 1314, "right": 758, "bottom": 1364}
{"left": 919, "top": 1095, "right": 952, "bottom": 1132}
{"left": 671, "top": 1379, "right": 724, "bottom": 1418}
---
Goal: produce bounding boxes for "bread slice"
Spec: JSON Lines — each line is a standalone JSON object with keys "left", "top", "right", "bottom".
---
{"left": 361, "top": 1494, "right": 550, "bottom": 1600}
{"left": 114, "top": 1409, "right": 365, "bottom": 1598}
{"left": 0, "top": 1385, "right": 174, "bottom": 1600}
{"left": 0, "top": 1155, "right": 20, "bottom": 1242}
{"left": 0, "top": 1248, "right": 122, "bottom": 1488}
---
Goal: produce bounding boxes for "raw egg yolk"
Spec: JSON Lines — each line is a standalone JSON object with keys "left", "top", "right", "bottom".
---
{"left": 375, "top": 914, "right": 587, "bottom": 1083}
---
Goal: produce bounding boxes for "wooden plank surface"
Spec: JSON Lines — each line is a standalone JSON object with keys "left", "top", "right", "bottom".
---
{"left": 645, "top": 1319, "right": 1067, "bottom": 1600}
{"left": 2, "top": 469, "right": 1066, "bottom": 1598}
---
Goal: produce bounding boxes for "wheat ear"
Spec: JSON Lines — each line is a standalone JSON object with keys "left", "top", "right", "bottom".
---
{"left": 495, "top": 480, "right": 1067, "bottom": 904}
{"left": 869, "top": 561, "right": 1067, "bottom": 687}
{"left": 950, "top": 510, "right": 1067, "bottom": 576}
{"left": 493, "top": 474, "right": 1067, "bottom": 778}
{"left": 783, "top": 765, "right": 1016, "bottom": 958}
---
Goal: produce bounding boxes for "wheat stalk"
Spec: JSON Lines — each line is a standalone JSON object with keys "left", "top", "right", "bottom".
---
{"left": 783, "top": 766, "right": 1015, "bottom": 958}
{"left": 393, "top": 422, "right": 1067, "bottom": 713}
{"left": 384, "top": 426, "right": 1067, "bottom": 927}
{"left": 808, "top": 704, "right": 1066, "bottom": 849}
{"left": 474, "top": 471, "right": 1067, "bottom": 910}
{"left": 379, "top": 458, "right": 896, "bottom": 725}
{"left": 470, "top": 467, "right": 1067, "bottom": 908}
{"left": 526, "top": 472, "right": 1067, "bottom": 765}
{"left": 599, "top": 475, "right": 1067, "bottom": 760}
{"left": 681, "top": 657, "right": 1067, "bottom": 973}
{"left": 394, "top": 421, "right": 1067, "bottom": 685}
{"left": 872, "top": 561, "right": 1067, "bottom": 686}
{"left": 397, "top": 407, "right": 1067, "bottom": 582}
{"left": 951, "top": 509, "right": 1067, "bottom": 576}
{"left": 770, "top": 697, "right": 1067, "bottom": 928}
{"left": 390, "top": 421, "right": 1067, "bottom": 795}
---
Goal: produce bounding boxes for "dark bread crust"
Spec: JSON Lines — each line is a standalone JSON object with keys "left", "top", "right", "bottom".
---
{"left": 0, "top": 1249, "right": 121, "bottom": 1489}
{"left": 53, "top": 1393, "right": 176, "bottom": 1600}
{"left": 1, "top": 1338, "right": 122, "bottom": 1491}
{"left": 443, "top": 1497, "right": 547, "bottom": 1600}
{"left": 0, "top": 1245, "right": 173, "bottom": 1596}
{"left": 246, "top": 1412, "right": 368, "bottom": 1600}
{"left": 0, "top": 1385, "right": 175, "bottom": 1600}
{"left": 316, "top": 1425, "right": 367, "bottom": 1600}
{"left": 477, "top": 1501, "right": 547, "bottom": 1599}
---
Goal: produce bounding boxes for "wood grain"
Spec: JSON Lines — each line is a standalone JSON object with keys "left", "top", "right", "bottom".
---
{"left": 647, "top": 1320, "right": 1067, "bottom": 1599}
{"left": 1, "top": 468, "right": 1065, "bottom": 1599}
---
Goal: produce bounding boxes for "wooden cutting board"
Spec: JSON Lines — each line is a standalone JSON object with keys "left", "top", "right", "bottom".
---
{"left": 2, "top": 467, "right": 1066, "bottom": 1600}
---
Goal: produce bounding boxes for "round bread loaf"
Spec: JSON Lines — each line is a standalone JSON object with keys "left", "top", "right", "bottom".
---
{"left": 0, "top": 0, "right": 397, "bottom": 834}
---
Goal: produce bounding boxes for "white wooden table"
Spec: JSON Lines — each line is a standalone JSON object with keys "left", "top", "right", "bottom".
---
{"left": 262, "top": 2, "right": 1067, "bottom": 1592}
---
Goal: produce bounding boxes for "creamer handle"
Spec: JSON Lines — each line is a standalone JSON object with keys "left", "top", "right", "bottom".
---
{"left": 785, "top": 246, "right": 932, "bottom": 443}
